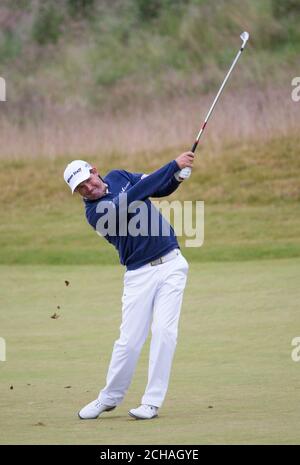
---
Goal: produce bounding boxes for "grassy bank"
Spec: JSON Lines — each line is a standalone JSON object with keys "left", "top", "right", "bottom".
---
{"left": 1, "top": 135, "right": 299, "bottom": 265}
{"left": 1, "top": 203, "right": 300, "bottom": 265}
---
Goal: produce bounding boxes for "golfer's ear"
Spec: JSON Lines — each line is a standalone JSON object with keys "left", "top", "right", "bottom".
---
{"left": 90, "top": 167, "right": 98, "bottom": 175}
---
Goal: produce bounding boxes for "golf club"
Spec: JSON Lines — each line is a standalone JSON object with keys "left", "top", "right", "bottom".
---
{"left": 178, "top": 31, "right": 250, "bottom": 180}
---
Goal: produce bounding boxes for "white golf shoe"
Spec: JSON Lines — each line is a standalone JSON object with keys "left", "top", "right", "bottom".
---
{"left": 128, "top": 404, "right": 158, "bottom": 420}
{"left": 78, "top": 399, "right": 116, "bottom": 420}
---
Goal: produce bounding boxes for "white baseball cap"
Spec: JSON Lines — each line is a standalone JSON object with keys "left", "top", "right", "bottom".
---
{"left": 64, "top": 160, "right": 93, "bottom": 193}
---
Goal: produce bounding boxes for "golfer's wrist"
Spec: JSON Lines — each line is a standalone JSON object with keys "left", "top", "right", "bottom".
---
{"left": 174, "top": 159, "right": 182, "bottom": 170}
{"left": 174, "top": 171, "right": 184, "bottom": 182}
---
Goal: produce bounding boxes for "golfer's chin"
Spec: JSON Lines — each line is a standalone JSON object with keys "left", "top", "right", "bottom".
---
{"left": 85, "top": 190, "right": 103, "bottom": 201}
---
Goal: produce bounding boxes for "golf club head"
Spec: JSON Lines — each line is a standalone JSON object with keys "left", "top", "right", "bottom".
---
{"left": 240, "top": 31, "right": 249, "bottom": 49}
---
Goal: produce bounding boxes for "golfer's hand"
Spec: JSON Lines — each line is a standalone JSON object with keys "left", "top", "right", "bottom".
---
{"left": 175, "top": 152, "right": 194, "bottom": 169}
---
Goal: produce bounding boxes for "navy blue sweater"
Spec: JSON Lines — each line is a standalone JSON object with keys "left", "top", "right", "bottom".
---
{"left": 84, "top": 160, "right": 181, "bottom": 270}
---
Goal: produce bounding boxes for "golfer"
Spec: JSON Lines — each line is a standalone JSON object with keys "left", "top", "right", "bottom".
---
{"left": 63, "top": 152, "right": 194, "bottom": 419}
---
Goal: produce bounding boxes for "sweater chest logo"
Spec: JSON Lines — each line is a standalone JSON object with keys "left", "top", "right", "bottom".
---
{"left": 121, "top": 182, "right": 130, "bottom": 193}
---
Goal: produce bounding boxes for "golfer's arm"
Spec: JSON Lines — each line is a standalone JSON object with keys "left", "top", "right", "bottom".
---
{"left": 126, "top": 171, "right": 181, "bottom": 197}
{"left": 151, "top": 176, "right": 181, "bottom": 198}
{"left": 113, "top": 160, "right": 180, "bottom": 207}
{"left": 85, "top": 161, "right": 180, "bottom": 230}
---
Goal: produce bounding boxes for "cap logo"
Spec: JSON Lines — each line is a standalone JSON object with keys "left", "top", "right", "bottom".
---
{"left": 67, "top": 167, "right": 82, "bottom": 184}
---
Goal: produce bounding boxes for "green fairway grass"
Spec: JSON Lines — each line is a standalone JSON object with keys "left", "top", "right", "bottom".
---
{"left": 1, "top": 260, "right": 299, "bottom": 445}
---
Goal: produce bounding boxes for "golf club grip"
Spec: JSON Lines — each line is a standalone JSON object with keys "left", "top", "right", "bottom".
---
{"left": 191, "top": 141, "right": 198, "bottom": 153}
{"left": 177, "top": 145, "right": 196, "bottom": 180}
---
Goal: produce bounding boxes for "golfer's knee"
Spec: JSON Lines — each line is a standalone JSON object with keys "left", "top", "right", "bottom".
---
{"left": 115, "top": 334, "right": 146, "bottom": 354}
{"left": 152, "top": 324, "right": 178, "bottom": 345}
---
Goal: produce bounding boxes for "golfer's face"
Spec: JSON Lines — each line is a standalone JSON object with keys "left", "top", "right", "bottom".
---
{"left": 76, "top": 172, "right": 105, "bottom": 200}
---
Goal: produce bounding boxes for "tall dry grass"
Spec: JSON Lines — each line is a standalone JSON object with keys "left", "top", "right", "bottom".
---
{"left": 0, "top": 84, "right": 298, "bottom": 160}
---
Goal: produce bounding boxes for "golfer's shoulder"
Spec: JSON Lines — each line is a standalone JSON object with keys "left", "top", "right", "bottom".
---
{"left": 104, "top": 169, "right": 133, "bottom": 189}
{"left": 106, "top": 169, "right": 130, "bottom": 180}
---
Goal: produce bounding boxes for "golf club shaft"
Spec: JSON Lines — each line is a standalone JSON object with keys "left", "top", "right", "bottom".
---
{"left": 191, "top": 40, "right": 247, "bottom": 154}
{"left": 176, "top": 32, "right": 249, "bottom": 181}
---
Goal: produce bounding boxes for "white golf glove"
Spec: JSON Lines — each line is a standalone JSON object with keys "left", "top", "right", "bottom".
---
{"left": 174, "top": 167, "right": 192, "bottom": 182}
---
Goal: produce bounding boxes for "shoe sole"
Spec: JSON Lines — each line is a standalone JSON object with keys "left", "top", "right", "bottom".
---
{"left": 128, "top": 411, "right": 158, "bottom": 420}
{"left": 78, "top": 405, "right": 116, "bottom": 420}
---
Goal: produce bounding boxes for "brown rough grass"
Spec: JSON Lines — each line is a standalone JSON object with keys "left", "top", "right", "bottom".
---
{"left": 0, "top": 84, "right": 298, "bottom": 160}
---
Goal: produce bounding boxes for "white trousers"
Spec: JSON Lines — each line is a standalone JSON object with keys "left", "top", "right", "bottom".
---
{"left": 98, "top": 250, "right": 189, "bottom": 408}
